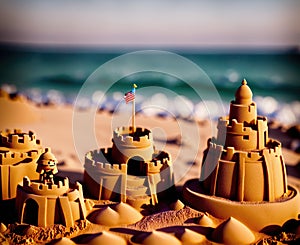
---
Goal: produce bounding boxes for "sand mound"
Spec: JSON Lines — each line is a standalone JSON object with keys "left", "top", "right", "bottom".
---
{"left": 212, "top": 217, "right": 255, "bottom": 245}
{"left": 179, "top": 228, "right": 206, "bottom": 245}
{"left": 170, "top": 199, "right": 185, "bottom": 211}
{"left": 88, "top": 231, "right": 126, "bottom": 245}
{"left": 114, "top": 202, "right": 143, "bottom": 224}
{"left": 88, "top": 202, "right": 143, "bottom": 226}
{"left": 198, "top": 213, "right": 215, "bottom": 227}
{"left": 48, "top": 237, "right": 76, "bottom": 245}
{"left": 132, "top": 230, "right": 181, "bottom": 245}
{"left": 88, "top": 206, "right": 120, "bottom": 226}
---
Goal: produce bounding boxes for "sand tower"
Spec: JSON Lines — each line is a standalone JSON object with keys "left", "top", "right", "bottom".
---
{"left": 16, "top": 148, "right": 87, "bottom": 227}
{"left": 0, "top": 129, "right": 42, "bottom": 200}
{"left": 183, "top": 80, "right": 300, "bottom": 231}
{"left": 84, "top": 126, "right": 174, "bottom": 208}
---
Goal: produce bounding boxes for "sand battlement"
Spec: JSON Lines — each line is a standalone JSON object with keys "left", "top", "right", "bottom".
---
{"left": 257, "top": 115, "right": 267, "bottom": 122}
{"left": 208, "top": 142, "right": 223, "bottom": 152}
{"left": 85, "top": 149, "right": 127, "bottom": 173}
{"left": 22, "top": 176, "right": 69, "bottom": 196}
{"left": 0, "top": 129, "right": 41, "bottom": 149}
{"left": 113, "top": 126, "right": 152, "bottom": 147}
{"left": 245, "top": 151, "right": 262, "bottom": 160}
{"left": 228, "top": 119, "right": 255, "bottom": 132}
{"left": 148, "top": 157, "right": 171, "bottom": 173}
{"left": 93, "top": 162, "right": 127, "bottom": 172}
{"left": 223, "top": 145, "right": 280, "bottom": 161}
{"left": 0, "top": 150, "right": 40, "bottom": 165}
{"left": 223, "top": 146, "right": 263, "bottom": 159}
{"left": 265, "top": 139, "right": 282, "bottom": 154}
{"left": 218, "top": 116, "right": 229, "bottom": 127}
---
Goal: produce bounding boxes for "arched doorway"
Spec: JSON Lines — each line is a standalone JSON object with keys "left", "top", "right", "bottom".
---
{"left": 127, "top": 156, "right": 146, "bottom": 176}
{"left": 23, "top": 198, "right": 39, "bottom": 226}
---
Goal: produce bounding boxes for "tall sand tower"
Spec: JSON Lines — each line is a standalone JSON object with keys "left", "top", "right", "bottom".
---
{"left": 183, "top": 80, "right": 300, "bottom": 231}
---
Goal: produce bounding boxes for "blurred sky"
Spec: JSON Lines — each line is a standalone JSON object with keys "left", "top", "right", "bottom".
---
{"left": 0, "top": 0, "right": 299, "bottom": 49}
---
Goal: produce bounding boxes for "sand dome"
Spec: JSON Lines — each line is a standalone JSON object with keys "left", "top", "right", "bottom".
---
{"left": 88, "top": 231, "right": 127, "bottom": 245}
{"left": 234, "top": 79, "right": 253, "bottom": 104}
{"left": 179, "top": 228, "right": 206, "bottom": 244}
{"left": 88, "top": 202, "right": 143, "bottom": 226}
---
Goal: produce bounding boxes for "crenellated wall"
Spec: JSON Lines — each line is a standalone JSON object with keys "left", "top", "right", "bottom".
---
{"left": 84, "top": 126, "right": 174, "bottom": 206}
{"left": 203, "top": 139, "right": 288, "bottom": 202}
{"left": 85, "top": 148, "right": 127, "bottom": 174}
{"left": 112, "top": 126, "right": 154, "bottom": 163}
{"left": 84, "top": 148, "right": 127, "bottom": 202}
{"left": 0, "top": 129, "right": 43, "bottom": 200}
{"left": 0, "top": 150, "right": 40, "bottom": 165}
{"left": 0, "top": 129, "right": 41, "bottom": 150}
{"left": 22, "top": 176, "right": 69, "bottom": 196}
{"left": 224, "top": 119, "right": 258, "bottom": 150}
{"left": 16, "top": 177, "right": 86, "bottom": 228}
{"left": 186, "top": 80, "right": 298, "bottom": 231}
{"left": 147, "top": 156, "right": 171, "bottom": 174}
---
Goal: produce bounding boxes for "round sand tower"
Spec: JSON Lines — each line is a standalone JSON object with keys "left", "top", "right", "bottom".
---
{"left": 0, "top": 129, "right": 42, "bottom": 200}
{"left": 84, "top": 126, "right": 174, "bottom": 209}
{"left": 16, "top": 148, "right": 87, "bottom": 227}
{"left": 183, "top": 80, "right": 300, "bottom": 231}
{"left": 16, "top": 176, "right": 86, "bottom": 227}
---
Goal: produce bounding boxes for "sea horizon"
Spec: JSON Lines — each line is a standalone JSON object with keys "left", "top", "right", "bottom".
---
{"left": 1, "top": 44, "right": 299, "bottom": 124}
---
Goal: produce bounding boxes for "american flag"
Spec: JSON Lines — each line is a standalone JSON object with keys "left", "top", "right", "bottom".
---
{"left": 124, "top": 91, "right": 135, "bottom": 103}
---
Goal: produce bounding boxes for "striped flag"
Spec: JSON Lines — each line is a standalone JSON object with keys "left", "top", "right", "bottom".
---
{"left": 124, "top": 91, "right": 135, "bottom": 104}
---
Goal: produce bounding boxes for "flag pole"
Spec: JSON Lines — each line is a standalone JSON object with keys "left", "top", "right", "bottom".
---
{"left": 131, "top": 84, "right": 137, "bottom": 134}
{"left": 132, "top": 94, "right": 135, "bottom": 134}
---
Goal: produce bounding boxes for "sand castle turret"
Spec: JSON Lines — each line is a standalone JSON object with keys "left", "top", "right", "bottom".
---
{"left": 84, "top": 126, "right": 174, "bottom": 208}
{"left": 204, "top": 79, "right": 286, "bottom": 202}
{"left": 0, "top": 129, "right": 42, "bottom": 200}
{"left": 183, "top": 80, "right": 300, "bottom": 231}
{"left": 15, "top": 148, "right": 87, "bottom": 227}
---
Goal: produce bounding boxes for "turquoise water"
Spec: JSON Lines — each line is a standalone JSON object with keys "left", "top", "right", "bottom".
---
{"left": 0, "top": 46, "right": 299, "bottom": 123}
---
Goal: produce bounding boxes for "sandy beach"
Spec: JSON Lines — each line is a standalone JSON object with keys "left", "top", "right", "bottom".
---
{"left": 0, "top": 92, "right": 300, "bottom": 244}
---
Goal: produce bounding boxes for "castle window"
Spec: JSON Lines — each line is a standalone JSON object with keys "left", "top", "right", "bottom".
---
{"left": 243, "top": 135, "right": 249, "bottom": 140}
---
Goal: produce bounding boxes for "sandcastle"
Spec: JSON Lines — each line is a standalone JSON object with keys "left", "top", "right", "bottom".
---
{"left": 16, "top": 148, "right": 87, "bottom": 227}
{"left": 84, "top": 126, "right": 174, "bottom": 208}
{"left": 0, "top": 129, "right": 42, "bottom": 200}
{"left": 183, "top": 79, "right": 300, "bottom": 231}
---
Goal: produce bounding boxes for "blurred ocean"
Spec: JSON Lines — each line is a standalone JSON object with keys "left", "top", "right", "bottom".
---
{"left": 0, "top": 45, "right": 299, "bottom": 124}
